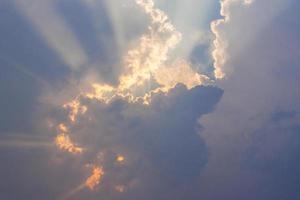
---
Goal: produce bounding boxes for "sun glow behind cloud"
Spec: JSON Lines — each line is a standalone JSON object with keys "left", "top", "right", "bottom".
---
{"left": 4, "top": 0, "right": 300, "bottom": 199}
{"left": 51, "top": 0, "right": 212, "bottom": 192}
{"left": 46, "top": 0, "right": 253, "bottom": 194}
{"left": 60, "top": 0, "right": 212, "bottom": 109}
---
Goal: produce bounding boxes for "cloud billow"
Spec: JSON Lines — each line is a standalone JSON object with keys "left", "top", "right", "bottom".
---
{"left": 66, "top": 85, "right": 223, "bottom": 199}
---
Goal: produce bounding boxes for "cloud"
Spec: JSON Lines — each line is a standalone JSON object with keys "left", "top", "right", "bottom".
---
{"left": 54, "top": 0, "right": 212, "bottom": 113}
{"left": 54, "top": 85, "right": 222, "bottom": 199}
{"left": 199, "top": 0, "right": 300, "bottom": 199}
{"left": 2, "top": 0, "right": 300, "bottom": 199}
{"left": 0, "top": 85, "right": 222, "bottom": 200}
{"left": 48, "top": 3, "right": 219, "bottom": 195}
{"left": 210, "top": 0, "right": 255, "bottom": 79}
{"left": 0, "top": 0, "right": 223, "bottom": 199}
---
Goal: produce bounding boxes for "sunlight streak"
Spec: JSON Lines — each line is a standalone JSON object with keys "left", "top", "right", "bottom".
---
{"left": 0, "top": 140, "right": 53, "bottom": 149}
{"left": 15, "top": 0, "right": 88, "bottom": 70}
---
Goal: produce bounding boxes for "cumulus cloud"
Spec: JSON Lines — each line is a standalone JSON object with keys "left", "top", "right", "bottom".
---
{"left": 210, "top": 0, "right": 255, "bottom": 79}
{"left": 200, "top": 0, "right": 300, "bottom": 199}
{"left": 54, "top": 85, "right": 222, "bottom": 199}
{"left": 1, "top": 0, "right": 300, "bottom": 199}
{"left": 0, "top": 0, "right": 223, "bottom": 199}
{"left": 0, "top": 85, "right": 223, "bottom": 200}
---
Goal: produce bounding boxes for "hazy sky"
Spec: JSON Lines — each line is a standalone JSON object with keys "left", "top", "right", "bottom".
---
{"left": 0, "top": 0, "right": 300, "bottom": 199}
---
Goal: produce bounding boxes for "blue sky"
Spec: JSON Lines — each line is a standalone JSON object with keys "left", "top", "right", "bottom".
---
{"left": 0, "top": 0, "right": 300, "bottom": 199}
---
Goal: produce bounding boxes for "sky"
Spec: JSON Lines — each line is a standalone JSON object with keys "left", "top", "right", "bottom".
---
{"left": 0, "top": 0, "right": 300, "bottom": 199}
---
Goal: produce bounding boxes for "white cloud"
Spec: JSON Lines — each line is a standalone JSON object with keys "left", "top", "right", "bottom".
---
{"left": 199, "top": 0, "right": 300, "bottom": 198}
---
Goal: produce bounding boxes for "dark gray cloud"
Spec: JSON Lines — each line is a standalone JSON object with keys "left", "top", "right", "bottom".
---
{"left": 0, "top": 84, "right": 222, "bottom": 200}
{"left": 69, "top": 85, "right": 222, "bottom": 200}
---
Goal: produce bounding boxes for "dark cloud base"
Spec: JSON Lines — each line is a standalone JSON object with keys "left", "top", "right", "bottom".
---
{"left": 0, "top": 85, "right": 223, "bottom": 200}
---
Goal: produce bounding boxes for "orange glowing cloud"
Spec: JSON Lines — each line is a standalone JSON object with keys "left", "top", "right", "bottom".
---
{"left": 85, "top": 166, "right": 104, "bottom": 190}
{"left": 58, "top": 123, "right": 68, "bottom": 133}
{"left": 55, "top": 134, "right": 83, "bottom": 154}
{"left": 64, "top": 0, "right": 211, "bottom": 107}
{"left": 116, "top": 155, "right": 125, "bottom": 163}
{"left": 63, "top": 99, "right": 88, "bottom": 122}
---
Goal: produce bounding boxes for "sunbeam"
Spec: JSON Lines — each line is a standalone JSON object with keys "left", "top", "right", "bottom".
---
{"left": 2, "top": 0, "right": 300, "bottom": 199}
{"left": 14, "top": 0, "right": 88, "bottom": 70}
{"left": 60, "top": 183, "right": 86, "bottom": 200}
{"left": 0, "top": 133, "right": 53, "bottom": 149}
{"left": 0, "top": 54, "right": 49, "bottom": 87}
{"left": 158, "top": 0, "right": 219, "bottom": 60}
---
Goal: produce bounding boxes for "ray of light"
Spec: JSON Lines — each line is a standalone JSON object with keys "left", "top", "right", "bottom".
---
{"left": 0, "top": 54, "right": 50, "bottom": 87}
{"left": 80, "top": 0, "right": 124, "bottom": 49}
{"left": 0, "top": 132, "right": 54, "bottom": 149}
{"left": 163, "top": 0, "right": 218, "bottom": 59}
{"left": 0, "top": 140, "right": 53, "bottom": 149}
{"left": 60, "top": 183, "right": 86, "bottom": 200}
{"left": 102, "top": 0, "right": 128, "bottom": 52}
{"left": 81, "top": 0, "right": 145, "bottom": 65}
{"left": 14, "top": 0, "right": 88, "bottom": 70}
